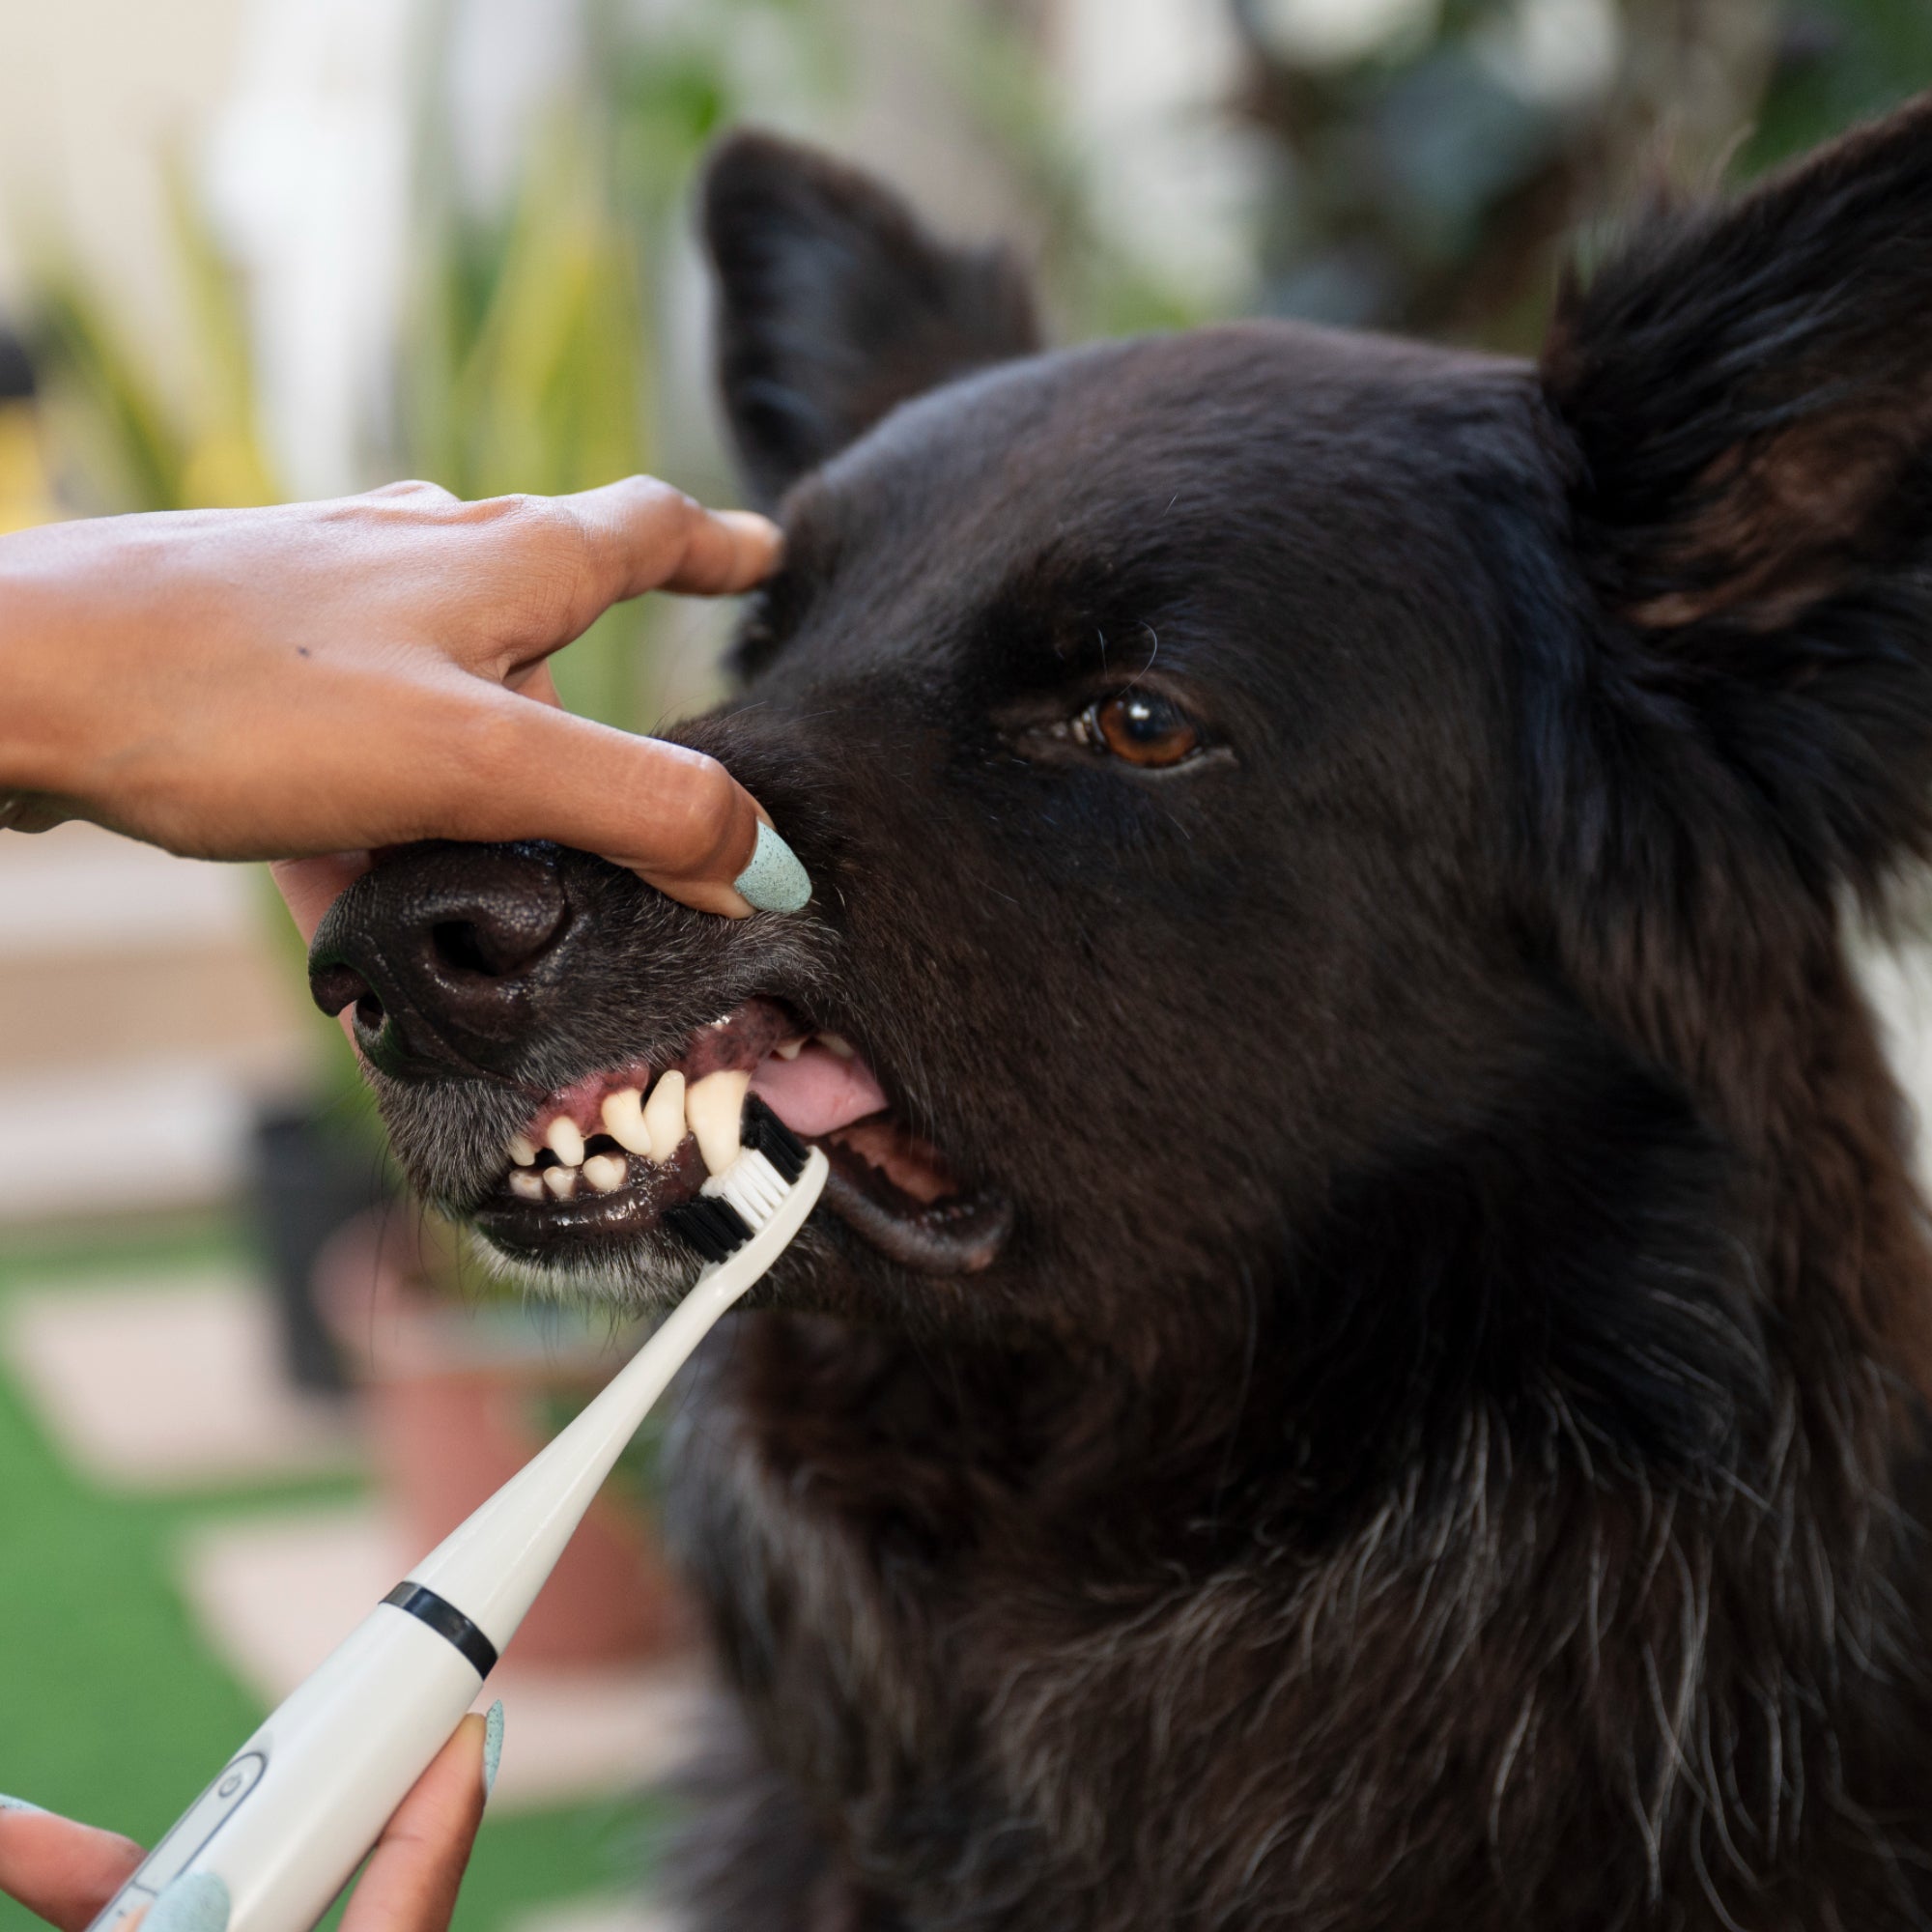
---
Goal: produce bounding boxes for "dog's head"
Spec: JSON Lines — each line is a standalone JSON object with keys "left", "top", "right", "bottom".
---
{"left": 313, "top": 108, "right": 1932, "bottom": 1465}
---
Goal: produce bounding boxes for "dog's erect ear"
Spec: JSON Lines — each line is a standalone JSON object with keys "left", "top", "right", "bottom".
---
{"left": 701, "top": 131, "right": 1042, "bottom": 506}
{"left": 1542, "top": 95, "right": 1932, "bottom": 882}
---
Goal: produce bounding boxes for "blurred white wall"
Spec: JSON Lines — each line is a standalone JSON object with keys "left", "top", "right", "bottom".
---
{"left": 202, "top": 0, "right": 419, "bottom": 499}
{"left": 0, "top": 0, "right": 247, "bottom": 379}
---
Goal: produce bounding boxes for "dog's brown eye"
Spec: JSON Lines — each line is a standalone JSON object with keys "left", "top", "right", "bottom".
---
{"left": 1081, "top": 693, "right": 1203, "bottom": 768}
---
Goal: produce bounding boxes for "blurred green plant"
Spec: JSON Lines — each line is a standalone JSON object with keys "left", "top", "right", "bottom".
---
{"left": 29, "top": 161, "right": 279, "bottom": 513}
{"left": 402, "top": 107, "right": 656, "bottom": 730}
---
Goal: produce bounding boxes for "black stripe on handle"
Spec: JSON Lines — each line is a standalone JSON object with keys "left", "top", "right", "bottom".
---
{"left": 382, "top": 1582, "right": 498, "bottom": 1679}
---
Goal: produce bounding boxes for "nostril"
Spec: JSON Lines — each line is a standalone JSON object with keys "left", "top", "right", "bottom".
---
{"left": 310, "top": 959, "right": 376, "bottom": 1020}
{"left": 428, "top": 902, "right": 570, "bottom": 980}
{"left": 433, "top": 920, "right": 497, "bottom": 975}
{"left": 305, "top": 843, "right": 575, "bottom": 1079}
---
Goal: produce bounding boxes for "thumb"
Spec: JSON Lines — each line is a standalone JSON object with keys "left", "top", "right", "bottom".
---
{"left": 340, "top": 1709, "right": 494, "bottom": 1932}
{"left": 404, "top": 691, "right": 811, "bottom": 917}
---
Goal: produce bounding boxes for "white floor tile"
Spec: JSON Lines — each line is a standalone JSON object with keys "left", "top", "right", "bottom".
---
{"left": 2, "top": 1269, "right": 359, "bottom": 1487}
{"left": 0, "top": 1057, "right": 258, "bottom": 1218}
{"left": 180, "top": 1506, "right": 707, "bottom": 1812}
{"left": 510, "top": 1896, "right": 675, "bottom": 1932}
{"left": 0, "top": 820, "right": 259, "bottom": 959}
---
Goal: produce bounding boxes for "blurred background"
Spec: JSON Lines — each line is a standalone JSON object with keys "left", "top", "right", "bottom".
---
{"left": 2, "top": 1, "right": 1930, "bottom": 1928}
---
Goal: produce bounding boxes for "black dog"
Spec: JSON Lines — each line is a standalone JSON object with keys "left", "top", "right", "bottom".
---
{"left": 311, "top": 97, "right": 1932, "bottom": 1928}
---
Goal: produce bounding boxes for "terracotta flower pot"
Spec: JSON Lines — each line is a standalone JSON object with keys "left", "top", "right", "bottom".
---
{"left": 314, "top": 1208, "right": 691, "bottom": 1667}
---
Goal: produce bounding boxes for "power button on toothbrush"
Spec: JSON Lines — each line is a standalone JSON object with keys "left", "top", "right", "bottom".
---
{"left": 84, "top": 1755, "right": 269, "bottom": 1932}
{"left": 132, "top": 1753, "right": 269, "bottom": 1890}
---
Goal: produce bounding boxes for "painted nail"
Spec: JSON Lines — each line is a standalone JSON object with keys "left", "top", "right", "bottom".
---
{"left": 732, "top": 822, "right": 811, "bottom": 914}
{"left": 0, "top": 1794, "right": 44, "bottom": 1814}
{"left": 483, "top": 1700, "right": 504, "bottom": 1798}
{"left": 143, "top": 1871, "right": 230, "bottom": 1932}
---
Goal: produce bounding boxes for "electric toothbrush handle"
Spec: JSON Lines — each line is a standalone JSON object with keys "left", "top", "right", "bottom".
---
{"left": 84, "top": 1595, "right": 489, "bottom": 1932}
{"left": 89, "top": 1149, "right": 830, "bottom": 1932}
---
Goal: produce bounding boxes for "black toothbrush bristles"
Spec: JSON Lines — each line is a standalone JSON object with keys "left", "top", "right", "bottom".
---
{"left": 743, "top": 1095, "right": 808, "bottom": 1182}
{"left": 664, "top": 1096, "right": 810, "bottom": 1263}
{"left": 666, "top": 1193, "right": 755, "bottom": 1263}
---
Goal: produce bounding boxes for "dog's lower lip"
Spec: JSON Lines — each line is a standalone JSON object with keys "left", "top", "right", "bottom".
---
{"left": 820, "top": 1142, "right": 1011, "bottom": 1273}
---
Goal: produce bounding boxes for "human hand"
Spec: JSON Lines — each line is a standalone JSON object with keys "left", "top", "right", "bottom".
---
{"left": 0, "top": 1706, "right": 500, "bottom": 1932}
{"left": 0, "top": 479, "right": 808, "bottom": 919}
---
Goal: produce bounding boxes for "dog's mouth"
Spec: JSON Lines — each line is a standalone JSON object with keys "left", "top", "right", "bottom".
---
{"left": 469, "top": 997, "right": 1009, "bottom": 1274}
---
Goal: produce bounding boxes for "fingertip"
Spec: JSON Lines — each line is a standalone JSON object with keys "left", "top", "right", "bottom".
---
{"left": 634, "top": 869, "right": 755, "bottom": 918}
{"left": 451, "top": 1712, "right": 487, "bottom": 1777}
{"left": 0, "top": 1807, "right": 152, "bottom": 1932}
{"left": 664, "top": 505, "right": 782, "bottom": 595}
{"left": 718, "top": 509, "right": 783, "bottom": 582}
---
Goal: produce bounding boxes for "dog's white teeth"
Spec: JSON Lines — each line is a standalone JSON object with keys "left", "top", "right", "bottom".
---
{"left": 773, "top": 1036, "right": 807, "bottom": 1061}
{"left": 544, "top": 1116, "right": 585, "bottom": 1166}
{"left": 686, "top": 1068, "right": 752, "bottom": 1176}
{"left": 507, "top": 1132, "right": 538, "bottom": 1167}
{"left": 582, "top": 1152, "right": 628, "bottom": 1194}
{"left": 643, "top": 1068, "right": 687, "bottom": 1161}
{"left": 543, "top": 1164, "right": 579, "bottom": 1201}
{"left": 817, "top": 1032, "right": 856, "bottom": 1061}
{"left": 599, "top": 1088, "right": 653, "bottom": 1156}
{"left": 508, "top": 1169, "right": 546, "bottom": 1201}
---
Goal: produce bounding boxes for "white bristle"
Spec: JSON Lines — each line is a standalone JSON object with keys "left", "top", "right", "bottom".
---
{"left": 702, "top": 1147, "right": 786, "bottom": 1226}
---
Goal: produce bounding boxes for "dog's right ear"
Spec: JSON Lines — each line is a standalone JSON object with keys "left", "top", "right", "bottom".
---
{"left": 1539, "top": 95, "right": 1932, "bottom": 899}
{"left": 701, "top": 131, "right": 1041, "bottom": 506}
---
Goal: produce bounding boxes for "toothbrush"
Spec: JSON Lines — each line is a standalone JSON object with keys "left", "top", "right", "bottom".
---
{"left": 87, "top": 1100, "right": 826, "bottom": 1932}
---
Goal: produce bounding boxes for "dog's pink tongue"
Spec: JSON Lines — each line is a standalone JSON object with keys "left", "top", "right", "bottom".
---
{"left": 751, "top": 1041, "right": 889, "bottom": 1137}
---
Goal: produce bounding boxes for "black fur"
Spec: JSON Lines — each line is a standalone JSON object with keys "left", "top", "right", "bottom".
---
{"left": 327, "top": 99, "right": 1932, "bottom": 1928}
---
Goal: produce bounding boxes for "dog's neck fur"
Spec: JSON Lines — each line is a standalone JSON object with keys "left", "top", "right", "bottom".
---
{"left": 666, "top": 959, "right": 1932, "bottom": 1931}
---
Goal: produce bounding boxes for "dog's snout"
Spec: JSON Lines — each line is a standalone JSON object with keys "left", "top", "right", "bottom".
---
{"left": 307, "top": 843, "right": 574, "bottom": 1081}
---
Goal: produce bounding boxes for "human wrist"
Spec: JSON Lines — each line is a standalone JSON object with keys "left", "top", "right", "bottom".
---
{"left": 0, "top": 526, "right": 111, "bottom": 800}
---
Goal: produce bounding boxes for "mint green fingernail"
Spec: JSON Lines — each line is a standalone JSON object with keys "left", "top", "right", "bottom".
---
{"left": 733, "top": 822, "right": 811, "bottom": 914}
{"left": 0, "top": 1794, "right": 44, "bottom": 1814}
{"left": 483, "top": 1700, "right": 504, "bottom": 1798}
{"left": 144, "top": 1871, "right": 230, "bottom": 1932}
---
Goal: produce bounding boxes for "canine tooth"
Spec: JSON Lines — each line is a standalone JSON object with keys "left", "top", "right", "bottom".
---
{"left": 509, "top": 1170, "right": 545, "bottom": 1201}
{"left": 817, "top": 1033, "right": 856, "bottom": 1060}
{"left": 507, "top": 1133, "right": 538, "bottom": 1167}
{"left": 600, "top": 1088, "right": 652, "bottom": 1155}
{"left": 686, "top": 1068, "right": 752, "bottom": 1176}
{"left": 545, "top": 1116, "right": 585, "bottom": 1166}
{"left": 773, "top": 1036, "right": 807, "bottom": 1061}
{"left": 582, "top": 1153, "right": 628, "bottom": 1194}
{"left": 642, "top": 1069, "right": 686, "bottom": 1161}
{"left": 543, "top": 1165, "right": 579, "bottom": 1201}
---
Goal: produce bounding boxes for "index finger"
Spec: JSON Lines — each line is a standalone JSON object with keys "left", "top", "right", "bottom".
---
{"left": 0, "top": 1804, "right": 146, "bottom": 1932}
{"left": 563, "top": 476, "right": 781, "bottom": 602}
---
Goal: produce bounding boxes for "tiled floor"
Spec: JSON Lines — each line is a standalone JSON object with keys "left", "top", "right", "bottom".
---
{"left": 0, "top": 1259, "right": 704, "bottom": 1844}
{"left": 183, "top": 1506, "right": 705, "bottom": 1813}
{"left": 2, "top": 1271, "right": 359, "bottom": 1487}
{"left": 0, "top": 824, "right": 694, "bottom": 1920}
{"left": 0, "top": 821, "right": 316, "bottom": 1219}
{"left": 513, "top": 1896, "right": 671, "bottom": 1932}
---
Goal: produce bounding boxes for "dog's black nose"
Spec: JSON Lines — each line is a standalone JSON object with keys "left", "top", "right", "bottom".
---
{"left": 308, "top": 843, "right": 575, "bottom": 1081}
